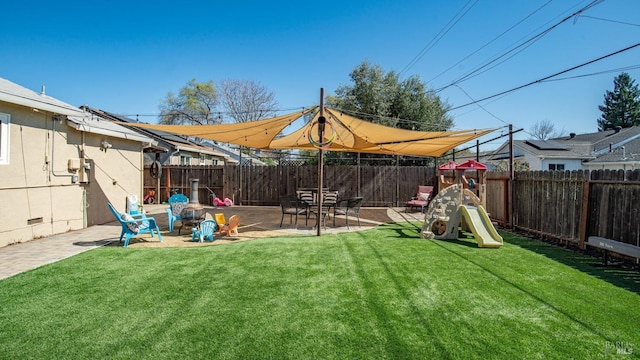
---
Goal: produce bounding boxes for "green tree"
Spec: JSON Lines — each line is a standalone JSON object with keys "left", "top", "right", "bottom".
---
{"left": 597, "top": 72, "right": 640, "bottom": 131}
{"left": 159, "top": 79, "right": 220, "bottom": 125}
{"left": 329, "top": 61, "right": 453, "bottom": 131}
{"left": 326, "top": 61, "right": 453, "bottom": 165}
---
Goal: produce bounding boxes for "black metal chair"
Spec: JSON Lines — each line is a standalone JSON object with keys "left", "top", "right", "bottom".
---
{"left": 333, "top": 197, "right": 363, "bottom": 229}
{"left": 279, "top": 197, "right": 308, "bottom": 227}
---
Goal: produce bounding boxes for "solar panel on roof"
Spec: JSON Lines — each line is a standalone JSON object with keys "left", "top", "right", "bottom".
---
{"left": 525, "top": 140, "right": 568, "bottom": 150}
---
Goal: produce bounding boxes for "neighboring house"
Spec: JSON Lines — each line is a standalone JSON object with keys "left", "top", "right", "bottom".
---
{"left": 200, "top": 140, "right": 264, "bottom": 165}
{"left": 0, "top": 78, "right": 156, "bottom": 247}
{"left": 576, "top": 126, "right": 640, "bottom": 170}
{"left": 450, "top": 151, "right": 497, "bottom": 169}
{"left": 488, "top": 126, "right": 640, "bottom": 171}
{"left": 582, "top": 134, "right": 640, "bottom": 170}
{"left": 82, "top": 107, "right": 231, "bottom": 166}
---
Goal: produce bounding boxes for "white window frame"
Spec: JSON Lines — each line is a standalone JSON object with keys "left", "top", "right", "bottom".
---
{"left": 548, "top": 163, "right": 565, "bottom": 171}
{"left": 0, "top": 113, "right": 10, "bottom": 165}
{"left": 180, "top": 155, "right": 192, "bottom": 165}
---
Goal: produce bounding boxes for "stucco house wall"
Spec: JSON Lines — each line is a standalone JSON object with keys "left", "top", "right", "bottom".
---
{"left": 0, "top": 79, "right": 153, "bottom": 248}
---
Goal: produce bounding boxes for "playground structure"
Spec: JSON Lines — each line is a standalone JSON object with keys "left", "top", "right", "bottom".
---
{"left": 421, "top": 160, "right": 503, "bottom": 248}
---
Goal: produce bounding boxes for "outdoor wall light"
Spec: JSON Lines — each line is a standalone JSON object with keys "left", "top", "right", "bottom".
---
{"left": 100, "top": 140, "right": 112, "bottom": 151}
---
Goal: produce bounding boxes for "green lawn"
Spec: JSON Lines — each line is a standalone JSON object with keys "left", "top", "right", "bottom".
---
{"left": 1, "top": 222, "right": 639, "bottom": 359}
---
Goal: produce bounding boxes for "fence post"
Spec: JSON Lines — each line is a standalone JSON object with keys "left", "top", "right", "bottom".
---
{"left": 579, "top": 174, "right": 590, "bottom": 249}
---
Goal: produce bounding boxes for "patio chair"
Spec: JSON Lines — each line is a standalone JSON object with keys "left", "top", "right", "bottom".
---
{"left": 191, "top": 219, "right": 217, "bottom": 243}
{"left": 322, "top": 190, "right": 339, "bottom": 218}
{"left": 333, "top": 197, "right": 363, "bottom": 229}
{"left": 405, "top": 185, "right": 434, "bottom": 213}
{"left": 296, "top": 190, "right": 315, "bottom": 205}
{"left": 215, "top": 213, "right": 226, "bottom": 231}
{"left": 107, "top": 202, "right": 163, "bottom": 247}
{"left": 220, "top": 214, "right": 240, "bottom": 236}
{"left": 166, "top": 193, "right": 189, "bottom": 232}
{"left": 280, "top": 196, "right": 308, "bottom": 227}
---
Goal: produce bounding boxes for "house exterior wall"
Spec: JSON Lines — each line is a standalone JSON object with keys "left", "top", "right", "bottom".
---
{"left": 78, "top": 131, "right": 144, "bottom": 227}
{"left": 521, "top": 152, "right": 542, "bottom": 170}
{"left": 539, "top": 158, "right": 583, "bottom": 171}
{"left": 0, "top": 102, "right": 144, "bottom": 247}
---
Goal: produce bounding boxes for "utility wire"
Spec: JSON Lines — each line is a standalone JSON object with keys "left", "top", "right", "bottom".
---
{"left": 436, "top": 0, "right": 604, "bottom": 92}
{"left": 454, "top": 85, "right": 509, "bottom": 126}
{"left": 448, "top": 42, "right": 640, "bottom": 111}
{"left": 399, "top": 0, "right": 479, "bottom": 76}
{"left": 577, "top": 15, "right": 640, "bottom": 27}
{"left": 428, "top": 0, "right": 553, "bottom": 85}
{"left": 540, "top": 64, "right": 640, "bottom": 82}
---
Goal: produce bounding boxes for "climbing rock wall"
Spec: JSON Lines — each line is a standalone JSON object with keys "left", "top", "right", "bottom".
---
{"left": 421, "top": 184, "right": 462, "bottom": 240}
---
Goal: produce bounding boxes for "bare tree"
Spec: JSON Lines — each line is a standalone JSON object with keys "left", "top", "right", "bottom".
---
{"left": 529, "top": 119, "right": 565, "bottom": 140}
{"left": 158, "top": 79, "right": 220, "bottom": 125}
{"left": 220, "top": 79, "right": 278, "bottom": 123}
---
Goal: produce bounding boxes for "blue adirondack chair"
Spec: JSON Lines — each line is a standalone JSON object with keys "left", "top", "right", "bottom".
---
{"left": 191, "top": 219, "right": 217, "bottom": 243}
{"left": 166, "top": 193, "right": 189, "bottom": 232}
{"left": 107, "top": 202, "right": 163, "bottom": 247}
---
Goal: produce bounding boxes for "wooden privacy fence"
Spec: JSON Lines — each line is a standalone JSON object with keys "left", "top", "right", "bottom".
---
{"left": 508, "top": 169, "right": 639, "bottom": 248}
{"left": 144, "top": 165, "right": 437, "bottom": 208}
{"left": 144, "top": 165, "right": 639, "bottom": 248}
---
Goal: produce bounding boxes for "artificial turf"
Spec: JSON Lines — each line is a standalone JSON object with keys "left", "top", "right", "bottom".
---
{"left": 1, "top": 222, "right": 638, "bottom": 359}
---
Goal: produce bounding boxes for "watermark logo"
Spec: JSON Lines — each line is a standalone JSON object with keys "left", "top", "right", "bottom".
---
{"left": 604, "top": 341, "right": 634, "bottom": 356}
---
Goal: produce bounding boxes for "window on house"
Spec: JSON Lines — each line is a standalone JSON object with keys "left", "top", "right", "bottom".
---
{"left": 0, "top": 112, "right": 10, "bottom": 165}
{"left": 180, "top": 155, "right": 192, "bottom": 165}
{"left": 548, "top": 163, "right": 565, "bottom": 171}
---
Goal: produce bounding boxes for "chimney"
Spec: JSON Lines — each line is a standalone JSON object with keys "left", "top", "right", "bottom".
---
{"left": 569, "top": 133, "right": 576, "bottom": 139}
{"left": 615, "top": 126, "right": 622, "bottom": 133}
{"left": 40, "top": 85, "right": 46, "bottom": 96}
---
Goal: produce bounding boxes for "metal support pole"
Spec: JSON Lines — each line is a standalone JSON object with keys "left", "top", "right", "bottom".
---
{"left": 508, "top": 124, "right": 514, "bottom": 228}
{"left": 317, "top": 88, "right": 325, "bottom": 236}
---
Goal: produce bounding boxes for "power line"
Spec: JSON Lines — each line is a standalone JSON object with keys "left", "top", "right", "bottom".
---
{"left": 453, "top": 85, "right": 509, "bottom": 126}
{"left": 399, "top": 0, "right": 479, "bottom": 76}
{"left": 427, "top": 0, "right": 554, "bottom": 85}
{"left": 436, "top": 0, "right": 604, "bottom": 92}
{"left": 119, "top": 106, "right": 311, "bottom": 119}
{"left": 540, "top": 64, "right": 640, "bottom": 82}
{"left": 448, "top": 42, "right": 640, "bottom": 111}
{"left": 577, "top": 14, "right": 640, "bottom": 27}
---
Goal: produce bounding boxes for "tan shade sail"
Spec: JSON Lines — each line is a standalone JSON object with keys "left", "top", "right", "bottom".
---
{"left": 122, "top": 106, "right": 498, "bottom": 157}
{"left": 119, "top": 108, "right": 315, "bottom": 149}
{"left": 269, "top": 108, "right": 497, "bottom": 157}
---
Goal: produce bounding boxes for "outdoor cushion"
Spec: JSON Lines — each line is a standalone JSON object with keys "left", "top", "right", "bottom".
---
{"left": 171, "top": 202, "right": 187, "bottom": 216}
{"left": 418, "top": 192, "right": 430, "bottom": 201}
{"left": 121, "top": 213, "right": 139, "bottom": 233}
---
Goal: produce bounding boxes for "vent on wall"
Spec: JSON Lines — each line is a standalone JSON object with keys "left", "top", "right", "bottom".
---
{"left": 27, "top": 217, "right": 43, "bottom": 225}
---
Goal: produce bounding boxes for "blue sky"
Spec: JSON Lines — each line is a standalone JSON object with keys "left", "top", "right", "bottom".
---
{"left": 2, "top": 0, "right": 639, "bottom": 149}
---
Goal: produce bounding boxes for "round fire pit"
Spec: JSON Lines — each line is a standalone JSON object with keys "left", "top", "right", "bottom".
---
{"left": 178, "top": 205, "right": 205, "bottom": 235}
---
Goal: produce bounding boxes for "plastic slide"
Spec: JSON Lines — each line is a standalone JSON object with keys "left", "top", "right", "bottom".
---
{"left": 459, "top": 205, "right": 503, "bottom": 248}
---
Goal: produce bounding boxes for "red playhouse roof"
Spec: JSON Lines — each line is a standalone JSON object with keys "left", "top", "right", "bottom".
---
{"left": 438, "top": 161, "right": 458, "bottom": 170}
{"left": 456, "top": 159, "right": 487, "bottom": 171}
